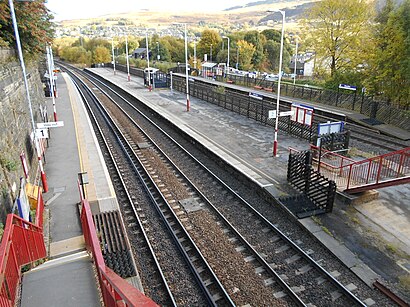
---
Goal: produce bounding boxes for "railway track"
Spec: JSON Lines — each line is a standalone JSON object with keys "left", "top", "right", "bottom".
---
{"left": 73, "top": 65, "right": 394, "bottom": 305}
{"left": 347, "top": 123, "right": 410, "bottom": 154}
{"left": 70, "top": 71, "right": 233, "bottom": 305}
{"left": 61, "top": 65, "right": 396, "bottom": 306}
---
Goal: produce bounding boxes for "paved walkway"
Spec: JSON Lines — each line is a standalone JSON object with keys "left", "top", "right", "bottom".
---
{"left": 20, "top": 73, "right": 102, "bottom": 306}
{"left": 88, "top": 67, "right": 410, "bottom": 288}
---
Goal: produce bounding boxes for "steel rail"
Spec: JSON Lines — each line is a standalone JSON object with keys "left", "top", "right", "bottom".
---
{"left": 68, "top": 67, "right": 234, "bottom": 307}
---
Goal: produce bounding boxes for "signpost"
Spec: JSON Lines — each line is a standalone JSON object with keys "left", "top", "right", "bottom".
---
{"left": 249, "top": 92, "right": 263, "bottom": 100}
{"left": 337, "top": 83, "right": 357, "bottom": 107}
{"left": 291, "top": 104, "right": 314, "bottom": 126}
{"left": 37, "top": 121, "right": 64, "bottom": 129}
{"left": 339, "top": 84, "right": 357, "bottom": 91}
{"left": 35, "top": 128, "right": 49, "bottom": 139}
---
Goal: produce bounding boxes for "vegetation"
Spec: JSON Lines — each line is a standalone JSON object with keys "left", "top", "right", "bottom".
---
{"left": 52, "top": 0, "right": 409, "bottom": 106}
{"left": 303, "top": 0, "right": 409, "bottom": 106}
{"left": 0, "top": 0, "right": 54, "bottom": 55}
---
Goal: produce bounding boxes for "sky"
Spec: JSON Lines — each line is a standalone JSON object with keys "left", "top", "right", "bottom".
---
{"left": 46, "top": 0, "right": 251, "bottom": 21}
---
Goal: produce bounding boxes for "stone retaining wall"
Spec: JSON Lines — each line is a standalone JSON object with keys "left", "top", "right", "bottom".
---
{"left": 0, "top": 57, "right": 45, "bottom": 223}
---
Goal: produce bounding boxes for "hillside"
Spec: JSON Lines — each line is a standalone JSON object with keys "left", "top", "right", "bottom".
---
{"left": 55, "top": 0, "right": 318, "bottom": 38}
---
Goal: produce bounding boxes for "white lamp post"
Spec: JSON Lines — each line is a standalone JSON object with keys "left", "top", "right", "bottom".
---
{"left": 193, "top": 39, "right": 197, "bottom": 69}
{"left": 156, "top": 41, "right": 160, "bottom": 61}
{"left": 111, "top": 37, "right": 116, "bottom": 75}
{"left": 222, "top": 36, "right": 230, "bottom": 75}
{"left": 183, "top": 23, "right": 190, "bottom": 111}
{"left": 268, "top": 9, "right": 285, "bottom": 157}
{"left": 125, "top": 34, "right": 130, "bottom": 81}
{"left": 210, "top": 44, "right": 213, "bottom": 62}
{"left": 9, "top": 0, "right": 48, "bottom": 191}
{"left": 236, "top": 46, "right": 241, "bottom": 70}
{"left": 173, "top": 23, "right": 190, "bottom": 111}
{"left": 145, "top": 30, "right": 151, "bottom": 91}
{"left": 46, "top": 46, "right": 57, "bottom": 121}
{"left": 293, "top": 38, "right": 298, "bottom": 85}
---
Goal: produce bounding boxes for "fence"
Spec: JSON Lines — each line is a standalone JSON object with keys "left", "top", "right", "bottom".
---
{"left": 173, "top": 75, "right": 322, "bottom": 143}
{"left": 217, "top": 74, "right": 410, "bottom": 131}
{"left": 79, "top": 194, "right": 158, "bottom": 307}
{"left": 280, "top": 150, "right": 336, "bottom": 218}
{"left": 172, "top": 74, "right": 349, "bottom": 149}
{"left": 0, "top": 191, "right": 46, "bottom": 306}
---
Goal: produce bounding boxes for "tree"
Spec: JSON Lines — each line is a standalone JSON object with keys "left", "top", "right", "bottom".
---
{"left": 0, "top": 0, "right": 54, "bottom": 54}
{"left": 370, "top": 0, "right": 410, "bottom": 105}
{"left": 236, "top": 40, "right": 255, "bottom": 70}
{"left": 264, "top": 39, "right": 291, "bottom": 73}
{"left": 303, "top": 0, "right": 374, "bottom": 77}
{"left": 197, "top": 30, "right": 222, "bottom": 62}
{"left": 93, "top": 46, "right": 111, "bottom": 64}
{"left": 244, "top": 31, "right": 266, "bottom": 69}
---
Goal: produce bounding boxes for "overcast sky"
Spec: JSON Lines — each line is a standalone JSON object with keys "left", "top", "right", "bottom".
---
{"left": 46, "top": 0, "right": 251, "bottom": 21}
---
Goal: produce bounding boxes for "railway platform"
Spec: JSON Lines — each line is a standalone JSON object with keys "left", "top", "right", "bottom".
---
{"left": 199, "top": 74, "right": 410, "bottom": 141}
{"left": 19, "top": 72, "right": 145, "bottom": 305}
{"left": 87, "top": 67, "right": 410, "bottom": 295}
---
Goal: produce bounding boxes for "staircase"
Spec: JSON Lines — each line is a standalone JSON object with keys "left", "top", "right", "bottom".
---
{"left": 311, "top": 146, "right": 410, "bottom": 194}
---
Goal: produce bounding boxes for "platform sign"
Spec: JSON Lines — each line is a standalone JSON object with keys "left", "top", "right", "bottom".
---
{"left": 279, "top": 110, "right": 294, "bottom": 117}
{"left": 249, "top": 92, "right": 263, "bottom": 100}
{"left": 318, "top": 121, "right": 345, "bottom": 136}
{"left": 37, "top": 121, "right": 64, "bottom": 129}
{"left": 36, "top": 128, "right": 49, "bottom": 139}
{"left": 268, "top": 110, "right": 277, "bottom": 119}
{"left": 291, "top": 104, "right": 314, "bottom": 127}
{"left": 339, "top": 84, "right": 357, "bottom": 91}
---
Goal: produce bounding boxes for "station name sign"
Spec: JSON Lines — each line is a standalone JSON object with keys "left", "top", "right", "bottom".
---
{"left": 339, "top": 84, "right": 357, "bottom": 91}
{"left": 36, "top": 121, "right": 64, "bottom": 129}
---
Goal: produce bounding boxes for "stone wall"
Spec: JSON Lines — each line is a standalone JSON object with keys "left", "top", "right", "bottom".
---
{"left": 0, "top": 53, "right": 46, "bottom": 223}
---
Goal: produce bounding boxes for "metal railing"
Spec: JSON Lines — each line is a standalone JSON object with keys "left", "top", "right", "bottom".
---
{"left": 310, "top": 146, "right": 410, "bottom": 192}
{"left": 0, "top": 191, "right": 46, "bottom": 306}
{"left": 79, "top": 191, "right": 158, "bottom": 307}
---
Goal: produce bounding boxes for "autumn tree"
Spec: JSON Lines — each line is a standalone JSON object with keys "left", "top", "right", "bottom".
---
{"left": 0, "top": 0, "right": 54, "bottom": 54}
{"left": 93, "top": 46, "right": 111, "bottom": 64}
{"left": 236, "top": 40, "right": 255, "bottom": 70}
{"left": 197, "top": 30, "right": 222, "bottom": 62}
{"left": 303, "top": 0, "right": 374, "bottom": 77}
{"left": 369, "top": 0, "right": 410, "bottom": 105}
{"left": 244, "top": 31, "right": 266, "bottom": 70}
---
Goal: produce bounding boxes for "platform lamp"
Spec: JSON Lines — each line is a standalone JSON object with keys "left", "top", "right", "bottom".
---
{"left": 125, "top": 33, "right": 130, "bottom": 81}
{"left": 145, "top": 29, "right": 151, "bottom": 91}
{"left": 111, "top": 37, "right": 116, "bottom": 75}
{"left": 236, "top": 46, "right": 241, "bottom": 70}
{"left": 193, "top": 38, "right": 197, "bottom": 69}
{"left": 9, "top": 0, "right": 48, "bottom": 192}
{"left": 222, "top": 36, "right": 230, "bottom": 75}
{"left": 267, "top": 9, "right": 285, "bottom": 157}
{"left": 293, "top": 38, "right": 298, "bottom": 85}
{"left": 173, "top": 23, "right": 190, "bottom": 112}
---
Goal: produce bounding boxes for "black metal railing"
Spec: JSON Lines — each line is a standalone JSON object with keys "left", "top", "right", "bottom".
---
{"left": 280, "top": 151, "right": 336, "bottom": 218}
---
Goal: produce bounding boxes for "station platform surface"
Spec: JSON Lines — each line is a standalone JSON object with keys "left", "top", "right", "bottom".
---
{"left": 194, "top": 74, "right": 410, "bottom": 141}
{"left": 19, "top": 72, "right": 116, "bottom": 306}
{"left": 87, "top": 67, "right": 410, "bottom": 289}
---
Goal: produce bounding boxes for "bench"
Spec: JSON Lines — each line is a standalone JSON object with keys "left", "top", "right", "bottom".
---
{"left": 254, "top": 85, "right": 263, "bottom": 90}
{"left": 227, "top": 80, "right": 234, "bottom": 84}
{"left": 263, "top": 87, "right": 274, "bottom": 92}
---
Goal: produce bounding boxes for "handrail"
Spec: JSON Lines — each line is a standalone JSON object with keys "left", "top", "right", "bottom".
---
{"left": 80, "top": 197, "right": 158, "bottom": 307}
{"left": 310, "top": 146, "right": 410, "bottom": 191}
{"left": 0, "top": 190, "right": 46, "bottom": 307}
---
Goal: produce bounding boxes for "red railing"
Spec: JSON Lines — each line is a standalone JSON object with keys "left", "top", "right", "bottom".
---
{"left": 0, "top": 191, "right": 46, "bottom": 307}
{"left": 80, "top": 198, "right": 158, "bottom": 307}
{"left": 309, "top": 146, "right": 410, "bottom": 192}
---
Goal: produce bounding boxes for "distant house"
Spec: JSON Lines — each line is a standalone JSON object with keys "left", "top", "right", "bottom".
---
{"left": 289, "top": 52, "right": 329, "bottom": 78}
{"left": 132, "top": 48, "right": 150, "bottom": 59}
